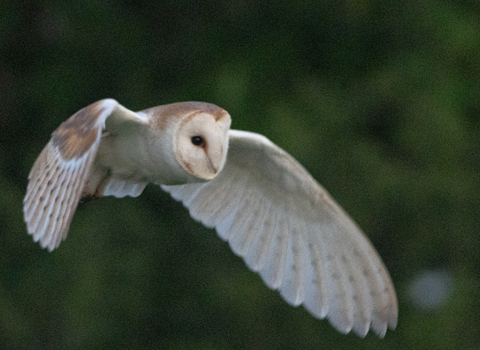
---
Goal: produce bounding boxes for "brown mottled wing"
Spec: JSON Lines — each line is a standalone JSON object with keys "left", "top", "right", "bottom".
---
{"left": 23, "top": 99, "right": 121, "bottom": 251}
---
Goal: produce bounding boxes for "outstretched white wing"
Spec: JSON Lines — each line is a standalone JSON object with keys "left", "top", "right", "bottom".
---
{"left": 162, "top": 129, "right": 397, "bottom": 337}
{"left": 23, "top": 99, "right": 144, "bottom": 251}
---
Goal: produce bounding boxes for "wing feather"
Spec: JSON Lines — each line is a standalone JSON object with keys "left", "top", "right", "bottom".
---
{"left": 161, "top": 129, "right": 397, "bottom": 337}
{"left": 258, "top": 213, "right": 289, "bottom": 290}
{"left": 204, "top": 175, "right": 250, "bottom": 236}
{"left": 322, "top": 225, "right": 355, "bottom": 334}
{"left": 23, "top": 99, "right": 126, "bottom": 251}
{"left": 279, "top": 211, "right": 308, "bottom": 306}
{"left": 243, "top": 200, "right": 276, "bottom": 271}
{"left": 51, "top": 159, "right": 83, "bottom": 245}
{"left": 43, "top": 156, "right": 87, "bottom": 250}
{"left": 43, "top": 161, "right": 72, "bottom": 247}
{"left": 303, "top": 221, "right": 329, "bottom": 319}
{"left": 187, "top": 180, "right": 236, "bottom": 228}
{"left": 227, "top": 190, "right": 266, "bottom": 256}
{"left": 103, "top": 177, "right": 147, "bottom": 198}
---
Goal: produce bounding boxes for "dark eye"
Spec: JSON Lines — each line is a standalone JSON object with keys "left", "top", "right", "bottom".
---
{"left": 191, "top": 136, "right": 204, "bottom": 146}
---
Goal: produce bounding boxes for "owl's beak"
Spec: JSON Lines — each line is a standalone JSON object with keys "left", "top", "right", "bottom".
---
{"left": 208, "top": 158, "right": 218, "bottom": 174}
{"left": 206, "top": 156, "right": 219, "bottom": 177}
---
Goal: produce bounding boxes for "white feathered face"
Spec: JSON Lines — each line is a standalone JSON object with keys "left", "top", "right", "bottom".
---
{"left": 174, "top": 110, "right": 231, "bottom": 180}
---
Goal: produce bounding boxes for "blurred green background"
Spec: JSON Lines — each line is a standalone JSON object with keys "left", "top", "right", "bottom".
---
{"left": 1, "top": 0, "right": 480, "bottom": 349}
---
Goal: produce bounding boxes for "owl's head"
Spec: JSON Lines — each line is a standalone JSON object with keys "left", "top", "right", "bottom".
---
{"left": 171, "top": 102, "right": 231, "bottom": 181}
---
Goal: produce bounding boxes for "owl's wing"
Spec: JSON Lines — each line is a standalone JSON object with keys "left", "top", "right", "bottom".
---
{"left": 23, "top": 99, "right": 146, "bottom": 251}
{"left": 161, "top": 129, "right": 397, "bottom": 337}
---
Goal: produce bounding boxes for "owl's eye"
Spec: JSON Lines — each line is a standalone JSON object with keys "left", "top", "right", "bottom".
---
{"left": 191, "top": 136, "right": 204, "bottom": 146}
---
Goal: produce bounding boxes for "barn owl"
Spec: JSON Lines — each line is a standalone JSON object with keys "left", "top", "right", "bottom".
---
{"left": 23, "top": 99, "right": 397, "bottom": 337}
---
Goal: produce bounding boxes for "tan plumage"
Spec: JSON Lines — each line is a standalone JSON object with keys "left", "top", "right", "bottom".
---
{"left": 23, "top": 99, "right": 398, "bottom": 337}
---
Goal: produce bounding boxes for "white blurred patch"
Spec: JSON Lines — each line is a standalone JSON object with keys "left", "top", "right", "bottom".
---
{"left": 408, "top": 269, "right": 454, "bottom": 310}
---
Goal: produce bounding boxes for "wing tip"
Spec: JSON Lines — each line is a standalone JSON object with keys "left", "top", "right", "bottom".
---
{"left": 328, "top": 314, "right": 354, "bottom": 336}
{"left": 331, "top": 319, "right": 394, "bottom": 338}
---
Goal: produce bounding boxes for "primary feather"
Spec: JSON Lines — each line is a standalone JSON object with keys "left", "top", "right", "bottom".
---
{"left": 24, "top": 99, "right": 398, "bottom": 337}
